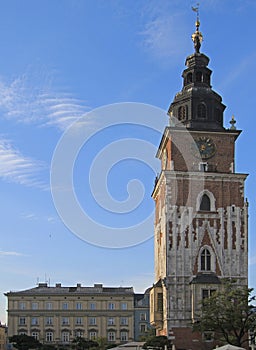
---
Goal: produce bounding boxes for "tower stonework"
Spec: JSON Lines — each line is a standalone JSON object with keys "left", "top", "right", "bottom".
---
{"left": 150, "top": 18, "right": 248, "bottom": 350}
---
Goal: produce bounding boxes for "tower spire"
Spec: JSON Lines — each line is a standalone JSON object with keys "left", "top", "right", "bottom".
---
{"left": 191, "top": 3, "right": 203, "bottom": 53}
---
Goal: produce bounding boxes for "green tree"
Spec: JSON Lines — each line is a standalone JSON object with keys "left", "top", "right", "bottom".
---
{"left": 192, "top": 281, "right": 256, "bottom": 347}
{"left": 9, "top": 334, "right": 42, "bottom": 350}
{"left": 72, "top": 337, "right": 99, "bottom": 350}
{"left": 142, "top": 336, "right": 171, "bottom": 350}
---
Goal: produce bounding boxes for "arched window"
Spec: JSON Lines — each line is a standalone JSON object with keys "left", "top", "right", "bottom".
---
{"left": 201, "top": 248, "right": 211, "bottom": 271}
{"left": 200, "top": 194, "right": 211, "bottom": 211}
{"left": 196, "top": 71, "right": 203, "bottom": 82}
{"left": 187, "top": 73, "right": 193, "bottom": 84}
{"left": 178, "top": 105, "right": 187, "bottom": 121}
{"left": 197, "top": 103, "right": 207, "bottom": 119}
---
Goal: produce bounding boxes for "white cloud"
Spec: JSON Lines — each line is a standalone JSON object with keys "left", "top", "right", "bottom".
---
{"left": 139, "top": 1, "right": 188, "bottom": 64}
{"left": 0, "top": 250, "right": 25, "bottom": 257}
{"left": 0, "top": 69, "right": 90, "bottom": 131}
{"left": 0, "top": 138, "right": 47, "bottom": 188}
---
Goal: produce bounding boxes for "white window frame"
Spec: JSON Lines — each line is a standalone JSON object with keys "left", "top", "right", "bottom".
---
{"left": 31, "top": 302, "right": 38, "bottom": 310}
{"left": 46, "top": 332, "right": 53, "bottom": 342}
{"left": 89, "top": 317, "right": 96, "bottom": 325}
{"left": 108, "top": 331, "right": 115, "bottom": 342}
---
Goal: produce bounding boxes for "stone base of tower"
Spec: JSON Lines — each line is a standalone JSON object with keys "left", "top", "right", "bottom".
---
{"left": 156, "top": 327, "right": 221, "bottom": 350}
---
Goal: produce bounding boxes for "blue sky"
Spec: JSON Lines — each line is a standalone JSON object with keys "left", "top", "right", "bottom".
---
{"left": 1, "top": 0, "right": 256, "bottom": 323}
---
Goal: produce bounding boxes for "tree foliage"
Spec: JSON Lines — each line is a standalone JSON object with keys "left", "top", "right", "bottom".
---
{"left": 142, "top": 336, "right": 171, "bottom": 350}
{"left": 192, "top": 280, "right": 256, "bottom": 346}
{"left": 9, "top": 334, "right": 42, "bottom": 350}
{"left": 72, "top": 337, "right": 99, "bottom": 350}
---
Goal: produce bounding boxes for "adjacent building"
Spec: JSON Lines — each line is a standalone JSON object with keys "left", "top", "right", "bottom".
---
{"left": 150, "top": 14, "right": 248, "bottom": 350}
{"left": 5, "top": 283, "right": 150, "bottom": 345}
{"left": 0, "top": 322, "right": 7, "bottom": 350}
{"left": 134, "top": 289, "right": 151, "bottom": 341}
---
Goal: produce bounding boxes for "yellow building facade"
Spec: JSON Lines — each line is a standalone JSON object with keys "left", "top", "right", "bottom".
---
{"left": 5, "top": 283, "right": 135, "bottom": 345}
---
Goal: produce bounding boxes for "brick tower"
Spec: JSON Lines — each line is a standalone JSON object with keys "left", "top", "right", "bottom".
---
{"left": 150, "top": 11, "right": 248, "bottom": 350}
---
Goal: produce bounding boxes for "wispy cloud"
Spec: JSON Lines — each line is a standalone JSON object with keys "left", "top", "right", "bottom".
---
{"left": 0, "top": 138, "right": 47, "bottom": 188}
{"left": 0, "top": 68, "right": 90, "bottom": 131}
{"left": 0, "top": 250, "right": 25, "bottom": 257}
{"left": 139, "top": 1, "right": 188, "bottom": 64}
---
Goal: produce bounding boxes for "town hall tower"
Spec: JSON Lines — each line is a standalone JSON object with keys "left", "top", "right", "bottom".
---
{"left": 150, "top": 12, "right": 248, "bottom": 350}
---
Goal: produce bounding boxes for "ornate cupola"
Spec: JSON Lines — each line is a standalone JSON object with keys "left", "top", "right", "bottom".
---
{"left": 168, "top": 9, "right": 226, "bottom": 131}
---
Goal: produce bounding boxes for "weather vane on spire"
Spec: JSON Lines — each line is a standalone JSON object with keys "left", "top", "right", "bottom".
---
{"left": 191, "top": 3, "right": 203, "bottom": 53}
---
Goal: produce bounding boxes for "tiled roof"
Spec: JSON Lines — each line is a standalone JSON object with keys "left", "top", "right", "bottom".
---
{"left": 190, "top": 273, "right": 221, "bottom": 284}
{"left": 5, "top": 283, "right": 134, "bottom": 295}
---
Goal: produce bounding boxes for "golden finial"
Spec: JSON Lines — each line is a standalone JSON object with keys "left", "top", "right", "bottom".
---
{"left": 191, "top": 3, "right": 203, "bottom": 53}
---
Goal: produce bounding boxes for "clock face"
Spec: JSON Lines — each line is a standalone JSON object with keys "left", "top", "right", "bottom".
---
{"left": 194, "top": 136, "right": 216, "bottom": 159}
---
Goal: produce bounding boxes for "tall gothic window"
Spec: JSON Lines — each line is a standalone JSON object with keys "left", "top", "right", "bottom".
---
{"left": 197, "top": 103, "right": 207, "bottom": 119}
{"left": 200, "top": 194, "right": 211, "bottom": 211}
{"left": 201, "top": 248, "right": 211, "bottom": 271}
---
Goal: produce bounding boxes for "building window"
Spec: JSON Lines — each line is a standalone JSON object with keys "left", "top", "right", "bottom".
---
{"left": 108, "top": 317, "right": 115, "bottom": 325}
{"left": 19, "top": 317, "right": 26, "bottom": 325}
{"left": 75, "top": 330, "right": 83, "bottom": 338}
{"left": 89, "top": 331, "right": 97, "bottom": 340}
{"left": 157, "top": 293, "right": 163, "bottom": 312}
{"left": 62, "top": 302, "right": 68, "bottom": 310}
{"left": 201, "top": 248, "right": 211, "bottom": 271}
{"left": 140, "top": 324, "right": 147, "bottom": 333}
{"left": 197, "top": 103, "right": 207, "bottom": 119}
{"left": 45, "top": 317, "right": 53, "bottom": 325}
{"left": 121, "top": 302, "right": 127, "bottom": 310}
{"left": 76, "top": 302, "right": 82, "bottom": 310}
{"left": 31, "top": 302, "right": 38, "bottom": 310}
{"left": 108, "top": 331, "right": 115, "bottom": 342}
{"left": 45, "top": 302, "right": 52, "bottom": 310}
{"left": 200, "top": 194, "right": 211, "bottom": 210}
{"left": 202, "top": 289, "right": 216, "bottom": 300}
{"left": 120, "top": 331, "right": 128, "bottom": 342}
{"left": 19, "top": 302, "right": 26, "bottom": 310}
{"left": 196, "top": 71, "right": 203, "bottom": 82}
{"left": 31, "top": 317, "right": 38, "bottom": 326}
{"left": 178, "top": 105, "right": 187, "bottom": 121}
{"left": 76, "top": 317, "right": 83, "bottom": 325}
{"left": 199, "top": 162, "right": 208, "bottom": 172}
{"left": 108, "top": 302, "right": 115, "bottom": 310}
{"left": 90, "top": 302, "right": 96, "bottom": 310}
{"left": 62, "top": 317, "right": 69, "bottom": 325}
{"left": 186, "top": 72, "right": 193, "bottom": 84}
{"left": 31, "top": 332, "right": 39, "bottom": 340}
{"left": 62, "top": 332, "right": 69, "bottom": 343}
{"left": 120, "top": 317, "right": 128, "bottom": 325}
{"left": 140, "top": 313, "right": 146, "bottom": 321}
{"left": 89, "top": 317, "right": 96, "bottom": 325}
{"left": 46, "top": 332, "right": 53, "bottom": 342}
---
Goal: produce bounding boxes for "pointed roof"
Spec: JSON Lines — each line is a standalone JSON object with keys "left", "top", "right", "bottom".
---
{"left": 167, "top": 9, "right": 226, "bottom": 131}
